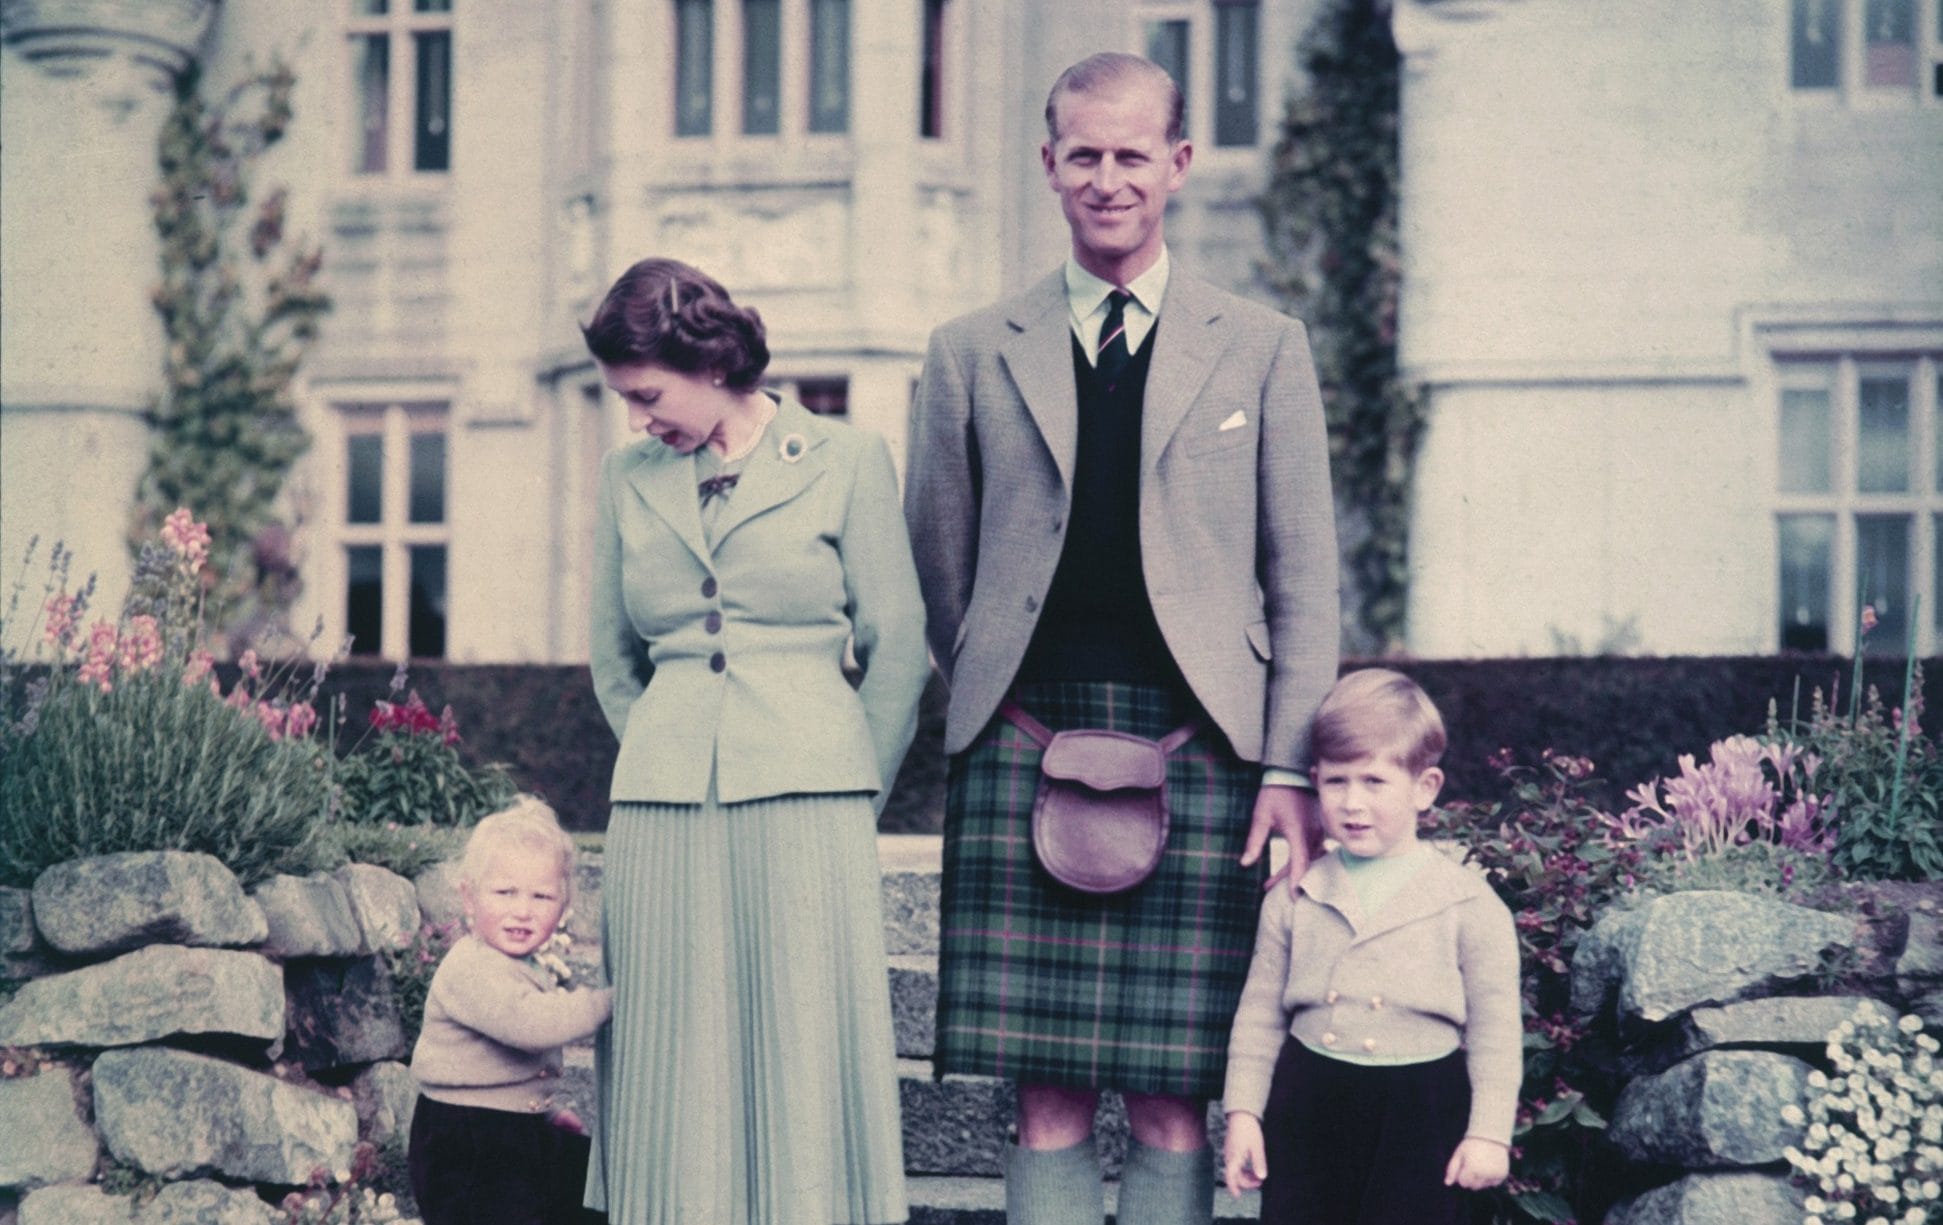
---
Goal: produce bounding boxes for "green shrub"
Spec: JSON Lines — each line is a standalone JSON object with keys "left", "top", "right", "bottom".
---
{"left": 325, "top": 821, "right": 466, "bottom": 880}
{"left": 335, "top": 690, "right": 516, "bottom": 829}
{"left": 383, "top": 918, "right": 461, "bottom": 1042}
{"left": 0, "top": 518, "right": 334, "bottom": 887}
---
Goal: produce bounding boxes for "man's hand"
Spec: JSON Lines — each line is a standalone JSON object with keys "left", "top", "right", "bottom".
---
{"left": 1443, "top": 1137, "right": 1510, "bottom": 1190}
{"left": 1240, "top": 784, "right": 1320, "bottom": 896}
{"left": 1222, "top": 1112, "right": 1268, "bottom": 1198}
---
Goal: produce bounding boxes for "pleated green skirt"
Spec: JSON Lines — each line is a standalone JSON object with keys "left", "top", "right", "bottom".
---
{"left": 586, "top": 792, "right": 907, "bottom": 1225}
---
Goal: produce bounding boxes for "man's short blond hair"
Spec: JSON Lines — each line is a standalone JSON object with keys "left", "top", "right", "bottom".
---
{"left": 1044, "top": 52, "right": 1185, "bottom": 144}
{"left": 458, "top": 796, "right": 576, "bottom": 901}
{"left": 1310, "top": 668, "right": 1448, "bottom": 776}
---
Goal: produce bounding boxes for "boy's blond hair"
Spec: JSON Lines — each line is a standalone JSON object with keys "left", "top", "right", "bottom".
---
{"left": 458, "top": 795, "right": 576, "bottom": 902}
{"left": 1310, "top": 668, "right": 1447, "bottom": 776}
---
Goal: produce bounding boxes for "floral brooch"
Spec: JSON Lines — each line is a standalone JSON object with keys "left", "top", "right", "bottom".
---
{"left": 778, "top": 433, "right": 808, "bottom": 463}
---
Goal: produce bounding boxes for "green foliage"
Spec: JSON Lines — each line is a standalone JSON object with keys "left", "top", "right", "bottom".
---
{"left": 1770, "top": 668, "right": 1942, "bottom": 882}
{"left": 0, "top": 521, "right": 335, "bottom": 888}
{"left": 335, "top": 691, "right": 519, "bottom": 829}
{"left": 383, "top": 919, "right": 462, "bottom": 1043}
{"left": 1258, "top": 0, "right": 1426, "bottom": 651}
{"left": 140, "top": 58, "right": 330, "bottom": 634}
{"left": 1623, "top": 839, "right": 1833, "bottom": 901}
{"left": 326, "top": 821, "right": 467, "bottom": 881}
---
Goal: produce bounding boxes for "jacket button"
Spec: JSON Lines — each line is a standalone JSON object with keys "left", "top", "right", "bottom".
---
{"left": 1025, "top": 595, "right": 1038, "bottom": 612}
{"left": 705, "top": 611, "right": 723, "bottom": 634}
{"left": 1321, "top": 1032, "right": 1337, "bottom": 1047}
{"left": 1362, "top": 1038, "right": 1378, "bottom": 1052}
{"left": 701, "top": 577, "right": 718, "bottom": 598}
{"left": 1325, "top": 990, "right": 1339, "bottom": 1004}
{"left": 710, "top": 652, "right": 726, "bottom": 673}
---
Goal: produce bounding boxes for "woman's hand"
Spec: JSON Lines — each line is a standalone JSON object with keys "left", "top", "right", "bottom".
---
{"left": 1222, "top": 1111, "right": 1268, "bottom": 1198}
{"left": 1443, "top": 1137, "right": 1510, "bottom": 1189}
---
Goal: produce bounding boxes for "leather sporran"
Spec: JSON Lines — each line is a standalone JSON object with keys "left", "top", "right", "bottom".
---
{"left": 1000, "top": 701, "right": 1197, "bottom": 894}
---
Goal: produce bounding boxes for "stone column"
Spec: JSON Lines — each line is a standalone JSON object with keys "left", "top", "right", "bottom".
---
{"left": 0, "top": 0, "right": 217, "bottom": 609}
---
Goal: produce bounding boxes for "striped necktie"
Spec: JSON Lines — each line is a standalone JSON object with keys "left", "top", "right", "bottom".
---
{"left": 1097, "top": 289, "right": 1132, "bottom": 389}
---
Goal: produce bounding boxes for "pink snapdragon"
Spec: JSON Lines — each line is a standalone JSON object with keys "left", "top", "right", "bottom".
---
{"left": 118, "top": 615, "right": 163, "bottom": 674}
{"left": 182, "top": 649, "right": 216, "bottom": 687}
{"left": 285, "top": 701, "right": 318, "bottom": 740}
{"left": 255, "top": 702, "right": 288, "bottom": 740}
{"left": 159, "top": 508, "right": 211, "bottom": 574}
{"left": 42, "top": 592, "right": 79, "bottom": 649}
{"left": 76, "top": 621, "right": 119, "bottom": 692}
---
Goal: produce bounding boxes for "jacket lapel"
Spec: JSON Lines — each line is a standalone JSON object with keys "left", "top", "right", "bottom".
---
{"left": 1143, "top": 272, "right": 1228, "bottom": 475}
{"left": 1298, "top": 854, "right": 1369, "bottom": 934}
{"left": 623, "top": 446, "right": 709, "bottom": 570}
{"left": 998, "top": 271, "right": 1080, "bottom": 493}
{"left": 1298, "top": 849, "right": 1477, "bottom": 942}
{"left": 708, "top": 397, "right": 827, "bottom": 548}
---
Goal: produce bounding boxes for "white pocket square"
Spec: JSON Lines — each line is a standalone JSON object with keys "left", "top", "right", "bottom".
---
{"left": 1218, "top": 410, "right": 1248, "bottom": 432}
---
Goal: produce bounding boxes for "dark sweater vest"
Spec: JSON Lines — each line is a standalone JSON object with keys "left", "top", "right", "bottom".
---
{"left": 1015, "top": 329, "right": 1187, "bottom": 691}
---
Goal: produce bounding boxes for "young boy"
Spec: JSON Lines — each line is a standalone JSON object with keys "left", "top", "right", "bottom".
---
{"left": 408, "top": 797, "right": 613, "bottom": 1225}
{"left": 1222, "top": 669, "right": 1522, "bottom": 1225}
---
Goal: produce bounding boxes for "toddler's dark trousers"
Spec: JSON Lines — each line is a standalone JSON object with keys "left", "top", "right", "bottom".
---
{"left": 1259, "top": 1042, "right": 1480, "bottom": 1225}
{"left": 408, "top": 1094, "right": 604, "bottom": 1225}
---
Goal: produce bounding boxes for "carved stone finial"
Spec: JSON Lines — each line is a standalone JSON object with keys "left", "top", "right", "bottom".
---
{"left": 1, "top": 0, "right": 219, "bottom": 90}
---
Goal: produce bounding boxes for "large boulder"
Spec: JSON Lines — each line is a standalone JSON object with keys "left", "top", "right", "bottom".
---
{"left": 91, "top": 1046, "right": 357, "bottom": 1184}
{"left": 1605, "top": 1171, "right": 1804, "bottom": 1225}
{"left": 31, "top": 853, "right": 265, "bottom": 955}
{"left": 252, "top": 874, "right": 363, "bottom": 958}
{"left": 1605, "top": 1050, "right": 1812, "bottom": 1168}
{"left": 283, "top": 956, "right": 407, "bottom": 1070}
{"left": 0, "top": 1067, "right": 96, "bottom": 1189}
{"left": 1621, "top": 994, "right": 1877, "bottom": 1077}
{"left": 17, "top": 1184, "right": 132, "bottom": 1223}
{"left": 0, "top": 945, "right": 283, "bottom": 1049}
{"left": 139, "top": 1181, "right": 279, "bottom": 1224}
{"left": 1569, "top": 891, "right": 1857, "bottom": 1032}
{"left": 413, "top": 861, "right": 465, "bottom": 929}
{"left": 333, "top": 864, "right": 420, "bottom": 954}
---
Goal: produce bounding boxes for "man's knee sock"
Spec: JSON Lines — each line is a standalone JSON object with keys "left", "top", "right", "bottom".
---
{"left": 1114, "top": 1139, "right": 1213, "bottom": 1225}
{"left": 1006, "top": 1134, "right": 1104, "bottom": 1225}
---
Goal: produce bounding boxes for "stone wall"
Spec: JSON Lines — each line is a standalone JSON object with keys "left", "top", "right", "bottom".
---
{"left": 0, "top": 850, "right": 482, "bottom": 1223}
{"left": 1569, "top": 889, "right": 1943, "bottom": 1224}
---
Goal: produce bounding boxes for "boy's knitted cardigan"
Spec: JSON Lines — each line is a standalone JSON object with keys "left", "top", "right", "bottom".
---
{"left": 1222, "top": 847, "right": 1523, "bottom": 1145}
{"left": 411, "top": 934, "right": 613, "bottom": 1114}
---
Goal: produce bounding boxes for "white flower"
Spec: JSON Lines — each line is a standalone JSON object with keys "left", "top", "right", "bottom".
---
{"left": 1899, "top": 1015, "right": 1923, "bottom": 1035}
{"left": 1785, "top": 1104, "right": 1809, "bottom": 1126}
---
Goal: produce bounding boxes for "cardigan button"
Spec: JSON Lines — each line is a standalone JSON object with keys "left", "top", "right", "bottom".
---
{"left": 705, "top": 611, "right": 723, "bottom": 634}
{"left": 710, "top": 652, "right": 726, "bottom": 673}
{"left": 1370, "top": 995, "right": 1383, "bottom": 1009}
{"left": 701, "top": 577, "right": 719, "bottom": 598}
{"left": 1325, "top": 990, "right": 1339, "bottom": 1004}
{"left": 1321, "top": 1032, "right": 1337, "bottom": 1047}
{"left": 1362, "top": 1038, "right": 1378, "bottom": 1053}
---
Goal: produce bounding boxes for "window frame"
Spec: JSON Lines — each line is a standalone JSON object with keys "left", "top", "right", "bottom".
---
{"left": 328, "top": 398, "right": 455, "bottom": 660}
{"left": 346, "top": 0, "right": 456, "bottom": 177}
{"left": 1787, "top": 0, "right": 1943, "bottom": 105}
{"left": 1770, "top": 351, "right": 1942, "bottom": 655}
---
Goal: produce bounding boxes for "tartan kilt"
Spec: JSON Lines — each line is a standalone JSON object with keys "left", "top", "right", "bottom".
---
{"left": 933, "top": 680, "right": 1266, "bottom": 1098}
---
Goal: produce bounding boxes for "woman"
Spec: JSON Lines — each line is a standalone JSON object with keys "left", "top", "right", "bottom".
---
{"left": 581, "top": 258, "right": 927, "bottom": 1225}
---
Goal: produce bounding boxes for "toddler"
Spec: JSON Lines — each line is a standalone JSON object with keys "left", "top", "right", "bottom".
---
{"left": 1222, "top": 669, "right": 1522, "bottom": 1224}
{"left": 408, "top": 797, "right": 613, "bottom": 1225}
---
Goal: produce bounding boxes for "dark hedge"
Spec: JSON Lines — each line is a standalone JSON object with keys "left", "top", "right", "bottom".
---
{"left": 314, "top": 655, "right": 1938, "bottom": 833}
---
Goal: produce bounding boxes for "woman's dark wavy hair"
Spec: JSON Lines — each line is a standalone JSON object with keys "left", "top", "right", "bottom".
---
{"left": 580, "top": 258, "right": 770, "bottom": 392}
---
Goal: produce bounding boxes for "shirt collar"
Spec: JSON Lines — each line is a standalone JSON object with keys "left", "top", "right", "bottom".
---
{"left": 1064, "top": 247, "right": 1171, "bottom": 321}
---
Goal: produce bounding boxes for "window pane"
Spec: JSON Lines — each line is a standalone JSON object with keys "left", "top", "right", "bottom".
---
{"left": 356, "top": 34, "right": 390, "bottom": 174}
{"left": 1856, "top": 514, "right": 1910, "bottom": 654}
{"left": 676, "top": 0, "right": 714, "bottom": 136}
{"left": 1780, "top": 387, "right": 1833, "bottom": 493}
{"left": 809, "top": 0, "right": 849, "bottom": 133}
{"left": 1779, "top": 514, "right": 1834, "bottom": 651}
{"left": 797, "top": 378, "right": 848, "bottom": 416}
{"left": 355, "top": 0, "right": 389, "bottom": 14}
{"left": 409, "top": 432, "right": 446, "bottom": 524}
{"left": 1214, "top": 0, "right": 1259, "bottom": 147}
{"left": 1145, "top": 20, "right": 1190, "bottom": 138}
{"left": 920, "top": 0, "right": 946, "bottom": 139}
{"left": 1792, "top": 0, "right": 1842, "bottom": 88}
{"left": 1865, "top": 0, "right": 1916, "bottom": 88}
{"left": 347, "top": 434, "right": 384, "bottom": 524}
{"left": 414, "top": 31, "right": 452, "bottom": 171}
{"left": 409, "top": 546, "right": 448, "bottom": 658}
{"left": 414, "top": 0, "right": 453, "bottom": 11}
{"left": 1857, "top": 375, "right": 1911, "bottom": 493}
{"left": 742, "top": 0, "right": 780, "bottom": 135}
{"left": 347, "top": 546, "right": 384, "bottom": 656}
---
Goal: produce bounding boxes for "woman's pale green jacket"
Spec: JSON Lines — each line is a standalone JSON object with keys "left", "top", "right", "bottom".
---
{"left": 590, "top": 396, "right": 928, "bottom": 808}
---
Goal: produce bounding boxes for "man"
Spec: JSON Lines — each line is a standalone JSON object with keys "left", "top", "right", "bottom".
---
{"left": 905, "top": 52, "right": 1341, "bottom": 1225}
